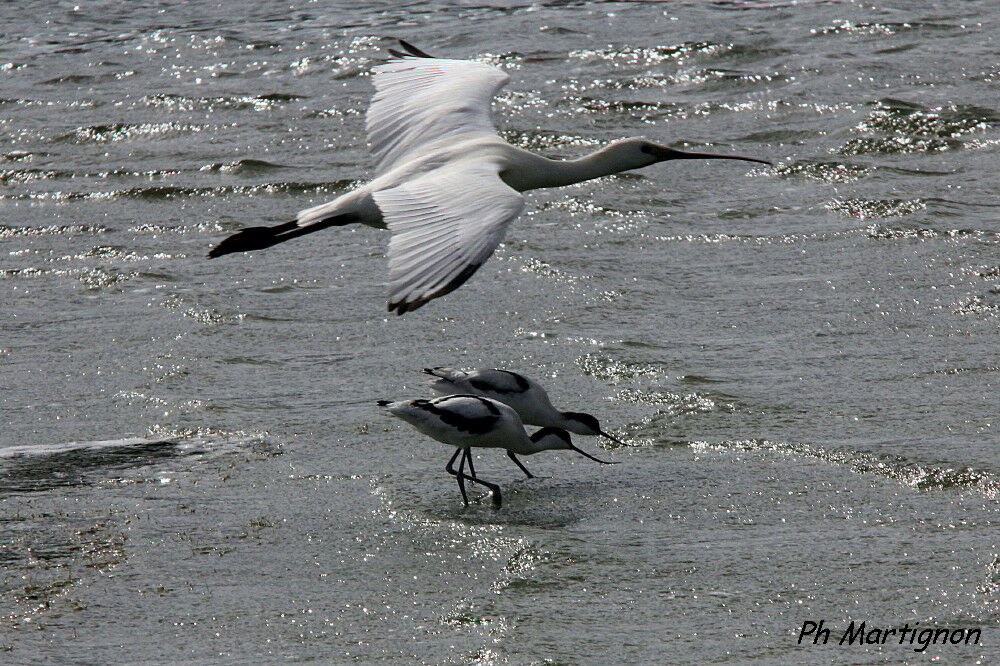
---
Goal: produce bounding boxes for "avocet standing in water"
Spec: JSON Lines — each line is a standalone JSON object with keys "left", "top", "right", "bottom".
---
{"left": 209, "top": 40, "right": 772, "bottom": 314}
{"left": 424, "top": 367, "right": 625, "bottom": 444}
{"left": 377, "top": 394, "right": 616, "bottom": 507}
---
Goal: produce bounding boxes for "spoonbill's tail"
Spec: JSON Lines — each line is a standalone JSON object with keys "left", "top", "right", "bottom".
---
{"left": 207, "top": 214, "right": 356, "bottom": 258}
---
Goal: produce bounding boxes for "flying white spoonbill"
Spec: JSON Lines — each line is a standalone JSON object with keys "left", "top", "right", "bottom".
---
{"left": 377, "top": 394, "right": 616, "bottom": 507}
{"left": 209, "top": 40, "right": 772, "bottom": 314}
{"left": 424, "top": 367, "right": 624, "bottom": 447}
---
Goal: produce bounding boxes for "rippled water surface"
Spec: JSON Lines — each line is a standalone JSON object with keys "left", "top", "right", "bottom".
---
{"left": 2, "top": 1, "right": 998, "bottom": 663}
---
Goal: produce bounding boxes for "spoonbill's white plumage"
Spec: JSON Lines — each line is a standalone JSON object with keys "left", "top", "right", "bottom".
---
{"left": 209, "top": 39, "right": 771, "bottom": 314}
{"left": 377, "top": 394, "right": 616, "bottom": 507}
{"left": 424, "top": 367, "right": 625, "bottom": 445}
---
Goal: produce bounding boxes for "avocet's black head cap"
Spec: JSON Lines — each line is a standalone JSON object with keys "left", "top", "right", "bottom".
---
{"left": 531, "top": 426, "right": 618, "bottom": 464}
{"left": 562, "top": 411, "right": 601, "bottom": 435}
{"left": 562, "top": 411, "right": 625, "bottom": 445}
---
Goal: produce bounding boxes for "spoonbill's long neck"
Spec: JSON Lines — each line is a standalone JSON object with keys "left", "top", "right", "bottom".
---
{"left": 516, "top": 146, "right": 634, "bottom": 190}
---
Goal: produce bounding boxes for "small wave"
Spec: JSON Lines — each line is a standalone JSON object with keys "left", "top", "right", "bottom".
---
{"left": 141, "top": 92, "right": 304, "bottom": 112}
{"left": 508, "top": 256, "right": 588, "bottom": 285}
{"left": 692, "top": 439, "right": 999, "bottom": 499}
{"left": 476, "top": 51, "right": 524, "bottom": 67}
{"left": 1, "top": 179, "right": 355, "bottom": 202}
{"left": 563, "top": 95, "right": 676, "bottom": 120}
{"left": 880, "top": 166, "right": 958, "bottom": 177}
{"left": 40, "top": 73, "right": 99, "bottom": 84}
{"left": 55, "top": 122, "right": 209, "bottom": 143}
{"left": 954, "top": 295, "right": 1000, "bottom": 317}
{"left": 827, "top": 198, "right": 926, "bottom": 220}
{"left": 858, "top": 99, "right": 999, "bottom": 138}
{"left": 672, "top": 68, "right": 790, "bottom": 90}
{"left": 737, "top": 129, "right": 821, "bottom": 145}
{"left": 1, "top": 150, "right": 36, "bottom": 162}
{"left": 1, "top": 265, "right": 139, "bottom": 290}
{"left": 839, "top": 135, "right": 955, "bottom": 155}
{"left": 577, "top": 353, "right": 662, "bottom": 382}
{"left": 128, "top": 221, "right": 229, "bottom": 235}
{"left": 91, "top": 167, "right": 182, "bottom": 180}
{"left": 537, "top": 197, "right": 640, "bottom": 220}
{"left": 199, "top": 159, "right": 294, "bottom": 174}
{"left": 161, "top": 293, "right": 245, "bottom": 325}
{"left": 864, "top": 224, "right": 996, "bottom": 241}
{"left": 0, "top": 224, "right": 109, "bottom": 238}
{"left": 499, "top": 129, "right": 600, "bottom": 151}
{"left": 653, "top": 231, "right": 748, "bottom": 244}
{"left": 810, "top": 20, "right": 959, "bottom": 37}
{"left": 301, "top": 106, "right": 362, "bottom": 119}
{"left": 614, "top": 388, "right": 736, "bottom": 415}
{"left": 0, "top": 437, "right": 173, "bottom": 459}
{"left": 0, "top": 168, "right": 64, "bottom": 184}
{"left": 839, "top": 99, "right": 998, "bottom": 155}
{"left": 570, "top": 41, "right": 729, "bottom": 65}
{"left": 0, "top": 428, "right": 277, "bottom": 495}
{"left": 772, "top": 159, "right": 870, "bottom": 183}
{"left": 974, "top": 266, "right": 1000, "bottom": 280}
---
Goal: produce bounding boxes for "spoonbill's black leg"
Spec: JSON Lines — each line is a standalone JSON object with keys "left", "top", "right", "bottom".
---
{"left": 507, "top": 451, "right": 533, "bottom": 478}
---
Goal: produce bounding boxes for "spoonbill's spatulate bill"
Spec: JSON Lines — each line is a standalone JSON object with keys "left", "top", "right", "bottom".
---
{"left": 378, "top": 394, "right": 616, "bottom": 507}
{"left": 424, "top": 367, "right": 625, "bottom": 445}
{"left": 209, "top": 40, "right": 772, "bottom": 314}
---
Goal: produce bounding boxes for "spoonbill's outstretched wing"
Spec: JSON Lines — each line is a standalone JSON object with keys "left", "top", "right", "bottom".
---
{"left": 366, "top": 51, "right": 510, "bottom": 174}
{"left": 374, "top": 160, "right": 525, "bottom": 315}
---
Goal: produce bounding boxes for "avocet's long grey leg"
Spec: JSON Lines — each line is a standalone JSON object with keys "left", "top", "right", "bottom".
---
{"left": 445, "top": 447, "right": 462, "bottom": 475}
{"left": 453, "top": 447, "right": 470, "bottom": 506}
{"left": 466, "top": 449, "right": 477, "bottom": 478}
{"left": 454, "top": 448, "right": 503, "bottom": 508}
{"left": 507, "top": 451, "right": 533, "bottom": 479}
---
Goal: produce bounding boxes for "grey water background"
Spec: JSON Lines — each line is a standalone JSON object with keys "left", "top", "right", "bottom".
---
{"left": 1, "top": 0, "right": 998, "bottom": 662}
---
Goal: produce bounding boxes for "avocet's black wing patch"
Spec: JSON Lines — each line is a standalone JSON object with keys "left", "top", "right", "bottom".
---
{"left": 413, "top": 395, "right": 501, "bottom": 435}
{"left": 470, "top": 369, "right": 531, "bottom": 394}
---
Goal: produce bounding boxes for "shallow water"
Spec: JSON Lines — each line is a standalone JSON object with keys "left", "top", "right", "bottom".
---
{"left": 1, "top": 1, "right": 998, "bottom": 663}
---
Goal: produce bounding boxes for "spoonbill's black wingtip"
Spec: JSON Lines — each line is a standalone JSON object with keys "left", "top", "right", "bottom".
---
{"left": 398, "top": 39, "right": 434, "bottom": 58}
{"left": 376, "top": 399, "right": 392, "bottom": 407}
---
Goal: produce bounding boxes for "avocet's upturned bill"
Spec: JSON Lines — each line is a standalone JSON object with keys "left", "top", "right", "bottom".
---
{"left": 424, "top": 367, "right": 625, "bottom": 445}
{"left": 377, "top": 394, "right": 616, "bottom": 508}
{"left": 209, "top": 40, "right": 771, "bottom": 315}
